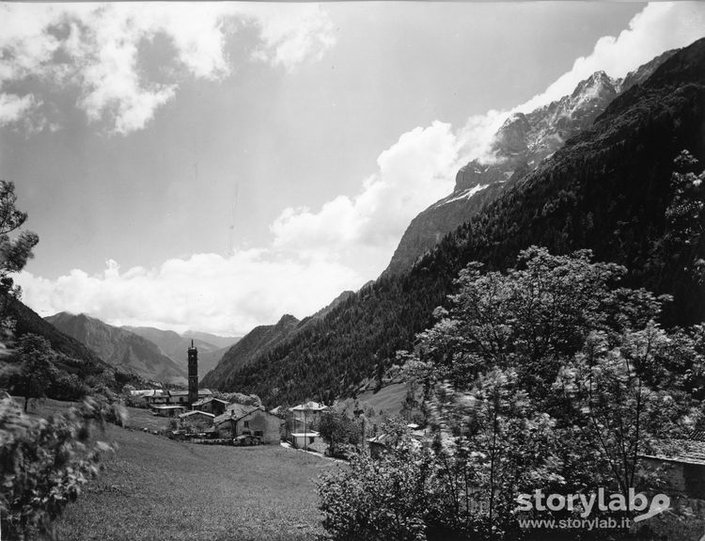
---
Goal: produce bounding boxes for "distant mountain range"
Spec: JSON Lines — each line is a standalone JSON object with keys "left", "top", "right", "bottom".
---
{"left": 46, "top": 312, "right": 188, "bottom": 385}
{"left": 208, "top": 37, "right": 705, "bottom": 406}
{"left": 123, "top": 326, "right": 237, "bottom": 377}
{"left": 384, "top": 49, "right": 678, "bottom": 275}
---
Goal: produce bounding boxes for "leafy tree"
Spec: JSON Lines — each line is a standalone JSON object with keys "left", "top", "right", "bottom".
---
{"left": 0, "top": 396, "right": 122, "bottom": 540}
{"left": 318, "top": 424, "right": 435, "bottom": 541}
{"left": 320, "top": 247, "right": 703, "bottom": 539}
{"left": 554, "top": 324, "right": 701, "bottom": 496}
{"left": 319, "top": 411, "right": 362, "bottom": 456}
{"left": 0, "top": 180, "right": 38, "bottom": 338}
{"left": 14, "top": 334, "right": 56, "bottom": 412}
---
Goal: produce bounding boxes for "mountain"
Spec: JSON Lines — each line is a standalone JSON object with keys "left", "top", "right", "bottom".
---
{"left": 200, "top": 314, "right": 300, "bottom": 390}
{"left": 123, "top": 326, "right": 232, "bottom": 377}
{"left": 6, "top": 298, "right": 107, "bottom": 376}
{"left": 224, "top": 37, "right": 705, "bottom": 406}
{"left": 202, "top": 290, "right": 356, "bottom": 391}
{"left": 182, "top": 330, "right": 241, "bottom": 350}
{"left": 46, "top": 312, "right": 187, "bottom": 385}
{"left": 384, "top": 50, "right": 678, "bottom": 276}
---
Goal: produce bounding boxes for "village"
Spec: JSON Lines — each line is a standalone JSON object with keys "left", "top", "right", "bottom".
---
{"left": 126, "top": 341, "right": 388, "bottom": 454}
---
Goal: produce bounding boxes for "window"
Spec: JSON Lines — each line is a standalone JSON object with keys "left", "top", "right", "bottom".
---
{"left": 309, "top": 436, "right": 315, "bottom": 444}
{"left": 244, "top": 421, "right": 250, "bottom": 428}
{"left": 255, "top": 430, "right": 263, "bottom": 437}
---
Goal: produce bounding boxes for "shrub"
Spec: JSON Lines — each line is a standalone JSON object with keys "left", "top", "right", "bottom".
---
{"left": 0, "top": 396, "right": 121, "bottom": 539}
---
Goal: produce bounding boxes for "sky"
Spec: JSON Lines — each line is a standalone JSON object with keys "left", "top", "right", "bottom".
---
{"left": 2, "top": 1, "right": 704, "bottom": 336}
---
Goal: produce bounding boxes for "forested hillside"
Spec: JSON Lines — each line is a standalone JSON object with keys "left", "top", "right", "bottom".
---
{"left": 7, "top": 298, "right": 107, "bottom": 377}
{"left": 218, "top": 38, "right": 705, "bottom": 407}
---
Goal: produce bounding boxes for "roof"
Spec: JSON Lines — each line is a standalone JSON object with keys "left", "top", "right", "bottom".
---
{"left": 169, "top": 390, "right": 189, "bottom": 396}
{"left": 131, "top": 389, "right": 168, "bottom": 397}
{"left": 214, "top": 403, "right": 262, "bottom": 425}
{"left": 150, "top": 404, "right": 186, "bottom": 410}
{"left": 290, "top": 401, "right": 327, "bottom": 412}
{"left": 290, "top": 431, "right": 320, "bottom": 437}
{"left": 179, "top": 410, "right": 215, "bottom": 419}
{"left": 641, "top": 438, "right": 705, "bottom": 466}
{"left": 199, "top": 389, "right": 213, "bottom": 396}
{"left": 193, "top": 397, "right": 229, "bottom": 407}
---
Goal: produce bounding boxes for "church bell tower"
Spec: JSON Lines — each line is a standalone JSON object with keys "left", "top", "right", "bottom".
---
{"left": 188, "top": 340, "right": 198, "bottom": 407}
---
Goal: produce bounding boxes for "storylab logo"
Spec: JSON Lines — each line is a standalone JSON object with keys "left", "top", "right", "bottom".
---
{"left": 515, "top": 488, "right": 670, "bottom": 530}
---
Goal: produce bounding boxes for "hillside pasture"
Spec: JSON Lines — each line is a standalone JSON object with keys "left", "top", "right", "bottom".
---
{"left": 23, "top": 399, "right": 336, "bottom": 540}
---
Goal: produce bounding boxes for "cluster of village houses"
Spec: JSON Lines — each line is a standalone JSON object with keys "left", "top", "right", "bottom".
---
{"left": 129, "top": 388, "right": 328, "bottom": 450}
{"left": 126, "top": 388, "right": 705, "bottom": 502}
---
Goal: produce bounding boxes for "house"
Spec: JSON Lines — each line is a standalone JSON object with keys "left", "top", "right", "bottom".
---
{"left": 290, "top": 431, "right": 320, "bottom": 450}
{"left": 640, "top": 432, "right": 705, "bottom": 499}
{"left": 166, "top": 388, "right": 213, "bottom": 406}
{"left": 288, "top": 401, "right": 328, "bottom": 433}
{"left": 150, "top": 404, "right": 186, "bottom": 417}
{"left": 130, "top": 389, "right": 169, "bottom": 406}
{"left": 367, "top": 425, "right": 427, "bottom": 459}
{"left": 214, "top": 404, "right": 283, "bottom": 444}
{"left": 193, "top": 396, "right": 229, "bottom": 416}
{"left": 179, "top": 410, "right": 215, "bottom": 432}
{"left": 168, "top": 390, "right": 189, "bottom": 405}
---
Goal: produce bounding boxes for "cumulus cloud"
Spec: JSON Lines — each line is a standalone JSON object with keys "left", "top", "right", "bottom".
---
{"left": 517, "top": 2, "right": 705, "bottom": 112}
{"left": 0, "top": 3, "right": 335, "bottom": 132}
{"left": 456, "top": 2, "right": 705, "bottom": 163}
{"left": 270, "top": 121, "right": 460, "bottom": 276}
{"left": 18, "top": 250, "right": 361, "bottom": 336}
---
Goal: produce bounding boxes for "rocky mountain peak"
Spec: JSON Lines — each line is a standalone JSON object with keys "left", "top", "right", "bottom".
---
{"left": 384, "top": 49, "right": 679, "bottom": 276}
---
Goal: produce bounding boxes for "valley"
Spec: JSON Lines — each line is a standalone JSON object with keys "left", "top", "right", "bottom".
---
{"left": 1, "top": 9, "right": 704, "bottom": 541}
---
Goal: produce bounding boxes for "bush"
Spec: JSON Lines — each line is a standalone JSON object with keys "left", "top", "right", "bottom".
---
{"left": 0, "top": 396, "right": 120, "bottom": 539}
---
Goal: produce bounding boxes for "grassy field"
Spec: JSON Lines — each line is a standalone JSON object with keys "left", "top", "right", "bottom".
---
{"left": 357, "top": 382, "right": 407, "bottom": 418}
{"left": 24, "top": 399, "right": 337, "bottom": 540}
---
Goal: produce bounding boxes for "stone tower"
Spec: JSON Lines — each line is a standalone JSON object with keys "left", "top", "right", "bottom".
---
{"left": 188, "top": 340, "right": 198, "bottom": 407}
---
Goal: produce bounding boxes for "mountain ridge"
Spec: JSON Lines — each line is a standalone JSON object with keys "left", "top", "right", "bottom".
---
{"left": 46, "top": 312, "right": 187, "bottom": 385}
{"left": 384, "top": 48, "right": 678, "bottom": 275}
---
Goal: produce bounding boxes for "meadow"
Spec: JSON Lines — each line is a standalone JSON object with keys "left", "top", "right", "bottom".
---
{"left": 30, "top": 400, "right": 336, "bottom": 540}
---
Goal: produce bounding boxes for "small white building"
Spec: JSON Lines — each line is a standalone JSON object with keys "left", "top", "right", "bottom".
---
{"left": 290, "top": 431, "right": 320, "bottom": 450}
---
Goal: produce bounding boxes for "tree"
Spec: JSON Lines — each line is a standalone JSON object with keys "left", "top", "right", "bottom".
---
{"left": 0, "top": 396, "right": 122, "bottom": 540}
{"left": 0, "top": 180, "right": 38, "bottom": 328}
{"left": 554, "top": 323, "right": 701, "bottom": 496}
{"left": 319, "top": 247, "right": 703, "bottom": 540}
{"left": 0, "top": 179, "right": 39, "bottom": 380}
{"left": 14, "top": 334, "right": 56, "bottom": 412}
{"left": 318, "top": 422, "right": 435, "bottom": 541}
{"left": 319, "top": 411, "right": 362, "bottom": 456}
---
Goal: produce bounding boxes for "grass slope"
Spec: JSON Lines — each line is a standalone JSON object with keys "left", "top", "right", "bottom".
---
{"left": 26, "top": 401, "right": 335, "bottom": 540}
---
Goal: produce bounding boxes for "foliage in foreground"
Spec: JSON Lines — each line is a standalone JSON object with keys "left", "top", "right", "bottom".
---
{"left": 0, "top": 396, "right": 124, "bottom": 540}
{"left": 318, "top": 247, "right": 705, "bottom": 540}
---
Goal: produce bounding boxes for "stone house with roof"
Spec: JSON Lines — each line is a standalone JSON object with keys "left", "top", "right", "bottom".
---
{"left": 214, "top": 403, "right": 283, "bottom": 444}
{"left": 640, "top": 431, "right": 705, "bottom": 499}
{"left": 193, "top": 396, "right": 229, "bottom": 416}
{"left": 178, "top": 410, "right": 215, "bottom": 432}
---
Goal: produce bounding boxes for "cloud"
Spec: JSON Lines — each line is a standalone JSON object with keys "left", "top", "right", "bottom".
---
{"left": 517, "top": 2, "right": 705, "bottom": 112}
{"left": 18, "top": 250, "right": 361, "bottom": 336}
{"left": 250, "top": 4, "right": 337, "bottom": 71}
{"left": 270, "top": 121, "right": 461, "bottom": 277}
{"left": 0, "top": 3, "right": 335, "bottom": 132}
